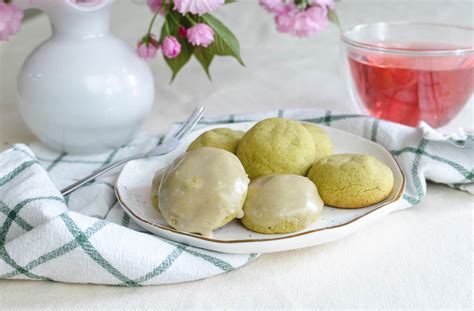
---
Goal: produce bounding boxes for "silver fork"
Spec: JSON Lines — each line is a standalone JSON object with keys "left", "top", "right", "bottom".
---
{"left": 61, "top": 106, "right": 206, "bottom": 196}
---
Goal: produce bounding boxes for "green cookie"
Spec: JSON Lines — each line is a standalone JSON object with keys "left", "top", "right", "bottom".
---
{"left": 150, "top": 168, "right": 164, "bottom": 208}
{"left": 236, "top": 118, "right": 316, "bottom": 179}
{"left": 302, "top": 123, "right": 333, "bottom": 162}
{"left": 307, "top": 154, "right": 394, "bottom": 208}
{"left": 241, "top": 175, "right": 324, "bottom": 234}
{"left": 187, "top": 128, "right": 245, "bottom": 154}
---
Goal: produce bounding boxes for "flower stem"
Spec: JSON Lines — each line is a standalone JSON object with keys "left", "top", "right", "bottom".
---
{"left": 164, "top": 18, "right": 171, "bottom": 36}
{"left": 147, "top": 12, "right": 160, "bottom": 36}
{"left": 147, "top": 1, "right": 169, "bottom": 36}
{"left": 185, "top": 14, "right": 197, "bottom": 26}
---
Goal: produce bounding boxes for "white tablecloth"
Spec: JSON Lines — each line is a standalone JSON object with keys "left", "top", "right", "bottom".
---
{"left": 0, "top": 0, "right": 473, "bottom": 308}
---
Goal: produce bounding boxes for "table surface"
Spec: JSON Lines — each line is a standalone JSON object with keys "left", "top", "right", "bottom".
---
{"left": 0, "top": 1, "right": 473, "bottom": 309}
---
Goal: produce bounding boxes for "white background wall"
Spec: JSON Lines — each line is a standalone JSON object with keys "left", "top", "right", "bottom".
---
{"left": 1, "top": 0, "right": 473, "bottom": 147}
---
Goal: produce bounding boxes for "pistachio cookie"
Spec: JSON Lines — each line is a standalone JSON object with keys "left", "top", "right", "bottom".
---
{"left": 236, "top": 118, "right": 315, "bottom": 179}
{"left": 301, "top": 123, "right": 333, "bottom": 162}
{"left": 307, "top": 154, "right": 394, "bottom": 208}
{"left": 187, "top": 128, "right": 245, "bottom": 154}
{"left": 159, "top": 147, "right": 250, "bottom": 237}
{"left": 241, "top": 175, "right": 324, "bottom": 234}
{"left": 150, "top": 168, "right": 165, "bottom": 208}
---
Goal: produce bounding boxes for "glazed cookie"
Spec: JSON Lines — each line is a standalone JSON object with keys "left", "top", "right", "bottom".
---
{"left": 241, "top": 175, "right": 324, "bottom": 234}
{"left": 187, "top": 128, "right": 245, "bottom": 154}
{"left": 236, "top": 118, "right": 315, "bottom": 179}
{"left": 301, "top": 123, "right": 333, "bottom": 162}
{"left": 159, "top": 147, "right": 250, "bottom": 237}
{"left": 150, "top": 168, "right": 165, "bottom": 208}
{"left": 307, "top": 154, "right": 394, "bottom": 208}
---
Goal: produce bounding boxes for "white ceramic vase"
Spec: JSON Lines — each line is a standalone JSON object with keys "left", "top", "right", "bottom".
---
{"left": 16, "top": 0, "right": 155, "bottom": 154}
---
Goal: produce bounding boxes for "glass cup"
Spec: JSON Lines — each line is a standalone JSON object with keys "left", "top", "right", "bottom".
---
{"left": 341, "top": 22, "right": 474, "bottom": 128}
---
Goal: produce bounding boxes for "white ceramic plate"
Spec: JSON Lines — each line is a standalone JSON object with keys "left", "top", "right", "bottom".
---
{"left": 116, "top": 122, "right": 405, "bottom": 254}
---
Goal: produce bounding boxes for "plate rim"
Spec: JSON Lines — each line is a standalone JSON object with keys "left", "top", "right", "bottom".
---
{"left": 115, "top": 122, "right": 406, "bottom": 245}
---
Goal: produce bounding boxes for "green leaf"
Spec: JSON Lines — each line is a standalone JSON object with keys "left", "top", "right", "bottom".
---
{"left": 160, "top": 12, "right": 194, "bottom": 82}
{"left": 168, "top": 10, "right": 185, "bottom": 29}
{"left": 201, "top": 14, "right": 244, "bottom": 66}
{"left": 164, "top": 41, "right": 194, "bottom": 82}
{"left": 194, "top": 47, "right": 214, "bottom": 80}
{"left": 224, "top": 0, "right": 237, "bottom": 4}
{"left": 328, "top": 9, "right": 340, "bottom": 27}
{"left": 295, "top": 0, "right": 309, "bottom": 9}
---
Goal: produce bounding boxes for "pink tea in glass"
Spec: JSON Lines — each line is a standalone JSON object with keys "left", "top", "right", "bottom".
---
{"left": 342, "top": 23, "right": 474, "bottom": 128}
{"left": 348, "top": 49, "right": 474, "bottom": 127}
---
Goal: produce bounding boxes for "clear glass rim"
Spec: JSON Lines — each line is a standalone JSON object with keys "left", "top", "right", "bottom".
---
{"left": 342, "top": 22, "right": 474, "bottom": 56}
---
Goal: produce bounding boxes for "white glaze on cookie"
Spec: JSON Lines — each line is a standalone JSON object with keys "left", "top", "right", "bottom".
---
{"left": 242, "top": 174, "right": 324, "bottom": 233}
{"left": 158, "top": 147, "right": 250, "bottom": 237}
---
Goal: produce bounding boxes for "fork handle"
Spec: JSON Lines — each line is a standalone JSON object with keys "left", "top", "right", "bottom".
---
{"left": 60, "top": 154, "right": 143, "bottom": 196}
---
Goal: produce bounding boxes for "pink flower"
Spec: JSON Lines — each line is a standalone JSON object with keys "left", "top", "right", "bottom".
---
{"left": 186, "top": 23, "right": 214, "bottom": 47}
{"left": 179, "top": 26, "right": 187, "bottom": 38}
{"left": 274, "top": 4, "right": 329, "bottom": 37}
{"left": 137, "top": 35, "right": 160, "bottom": 60}
{"left": 292, "top": 5, "right": 329, "bottom": 37}
{"left": 0, "top": 2, "right": 23, "bottom": 41}
{"left": 162, "top": 36, "right": 181, "bottom": 59}
{"left": 259, "top": 0, "right": 286, "bottom": 14}
{"left": 274, "top": 4, "right": 297, "bottom": 33}
{"left": 147, "top": 0, "right": 167, "bottom": 15}
{"left": 174, "top": 0, "right": 224, "bottom": 16}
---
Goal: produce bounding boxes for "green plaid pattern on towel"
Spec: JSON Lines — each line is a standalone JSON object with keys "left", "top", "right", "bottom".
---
{"left": 0, "top": 109, "right": 472, "bottom": 286}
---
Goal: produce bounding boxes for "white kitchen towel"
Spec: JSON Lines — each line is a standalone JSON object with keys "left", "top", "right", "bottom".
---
{"left": 0, "top": 109, "right": 472, "bottom": 286}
